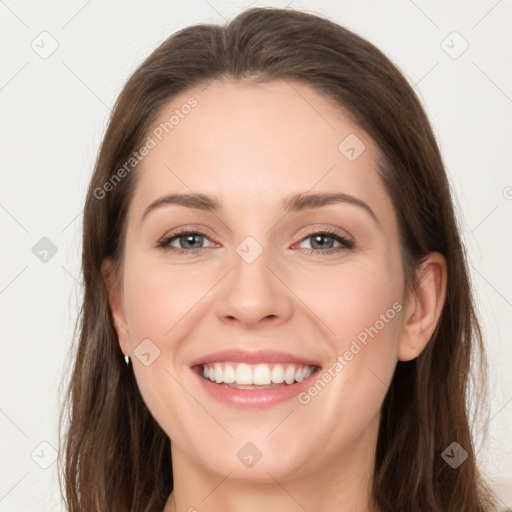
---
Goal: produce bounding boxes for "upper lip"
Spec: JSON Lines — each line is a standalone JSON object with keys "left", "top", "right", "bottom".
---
{"left": 190, "top": 349, "right": 321, "bottom": 367}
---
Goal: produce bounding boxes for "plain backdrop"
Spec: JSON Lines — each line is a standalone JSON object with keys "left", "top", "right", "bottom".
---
{"left": 1, "top": 1, "right": 511, "bottom": 510}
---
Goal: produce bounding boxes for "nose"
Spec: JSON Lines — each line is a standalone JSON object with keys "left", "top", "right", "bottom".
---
{"left": 215, "top": 245, "right": 294, "bottom": 329}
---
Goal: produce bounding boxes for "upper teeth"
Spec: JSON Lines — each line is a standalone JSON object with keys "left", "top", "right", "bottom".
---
{"left": 201, "top": 362, "right": 314, "bottom": 385}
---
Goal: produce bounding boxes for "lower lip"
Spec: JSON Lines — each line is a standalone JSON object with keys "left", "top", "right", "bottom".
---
{"left": 192, "top": 367, "right": 319, "bottom": 408}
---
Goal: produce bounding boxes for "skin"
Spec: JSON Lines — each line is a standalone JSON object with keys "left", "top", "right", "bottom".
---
{"left": 104, "top": 79, "right": 447, "bottom": 512}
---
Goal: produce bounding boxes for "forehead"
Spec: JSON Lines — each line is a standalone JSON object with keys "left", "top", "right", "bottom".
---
{"left": 129, "top": 78, "right": 394, "bottom": 227}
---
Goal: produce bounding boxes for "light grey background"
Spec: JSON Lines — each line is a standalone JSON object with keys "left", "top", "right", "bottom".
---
{"left": 1, "top": 1, "right": 511, "bottom": 510}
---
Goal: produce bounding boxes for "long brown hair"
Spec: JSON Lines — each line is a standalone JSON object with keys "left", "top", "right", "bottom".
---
{"left": 59, "top": 7, "right": 496, "bottom": 511}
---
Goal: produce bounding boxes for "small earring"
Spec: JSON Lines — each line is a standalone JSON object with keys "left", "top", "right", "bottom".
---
{"left": 124, "top": 355, "right": 130, "bottom": 366}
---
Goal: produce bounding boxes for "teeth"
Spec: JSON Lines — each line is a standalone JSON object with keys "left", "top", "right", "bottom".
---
{"left": 214, "top": 363, "right": 223, "bottom": 384}
{"left": 200, "top": 362, "right": 315, "bottom": 386}
{"left": 284, "top": 365, "right": 296, "bottom": 384}
{"left": 271, "top": 364, "right": 285, "bottom": 383}
{"left": 223, "top": 364, "right": 235, "bottom": 383}
{"left": 253, "top": 364, "right": 272, "bottom": 385}
{"left": 235, "top": 363, "right": 253, "bottom": 385}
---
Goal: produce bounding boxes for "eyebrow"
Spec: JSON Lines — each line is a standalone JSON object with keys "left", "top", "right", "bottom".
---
{"left": 141, "top": 192, "right": 379, "bottom": 225}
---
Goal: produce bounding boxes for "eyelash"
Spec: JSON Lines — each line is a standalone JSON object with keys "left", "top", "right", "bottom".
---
{"left": 157, "top": 227, "right": 354, "bottom": 256}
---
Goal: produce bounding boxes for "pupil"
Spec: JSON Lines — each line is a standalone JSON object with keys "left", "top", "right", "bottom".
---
{"left": 182, "top": 234, "right": 202, "bottom": 249}
{"left": 312, "top": 234, "right": 332, "bottom": 249}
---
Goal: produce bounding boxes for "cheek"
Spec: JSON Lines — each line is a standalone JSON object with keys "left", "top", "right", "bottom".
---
{"left": 120, "top": 260, "right": 216, "bottom": 448}
{"left": 302, "top": 256, "right": 403, "bottom": 348}
{"left": 122, "top": 259, "right": 208, "bottom": 344}
{"left": 296, "top": 257, "right": 403, "bottom": 416}
{"left": 120, "top": 256, "right": 223, "bottom": 417}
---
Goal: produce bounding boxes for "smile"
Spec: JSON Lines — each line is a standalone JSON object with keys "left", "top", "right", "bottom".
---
{"left": 190, "top": 349, "right": 322, "bottom": 407}
{"left": 199, "top": 362, "right": 316, "bottom": 388}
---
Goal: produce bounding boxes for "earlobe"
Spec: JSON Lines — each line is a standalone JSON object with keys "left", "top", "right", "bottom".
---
{"left": 101, "top": 259, "right": 131, "bottom": 356}
{"left": 397, "top": 252, "right": 447, "bottom": 361}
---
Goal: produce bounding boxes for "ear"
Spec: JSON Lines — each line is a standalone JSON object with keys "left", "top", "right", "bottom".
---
{"left": 398, "top": 252, "right": 447, "bottom": 361}
{"left": 101, "top": 258, "right": 131, "bottom": 358}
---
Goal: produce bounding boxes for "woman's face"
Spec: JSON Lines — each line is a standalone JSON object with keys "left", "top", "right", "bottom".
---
{"left": 109, "top": 79, "right": 408, "bottom": 484}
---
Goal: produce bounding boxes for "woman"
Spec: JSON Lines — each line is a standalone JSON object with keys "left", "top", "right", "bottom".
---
{"left": 59, "top": 6, "right": 497, "bottom": 511}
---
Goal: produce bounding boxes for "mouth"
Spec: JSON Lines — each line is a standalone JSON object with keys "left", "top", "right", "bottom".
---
{"left": 194, "top": 361, "right": 318, "bottom": 389}
{"left": 190, "top": 349, "right": 322, "bottom": 407}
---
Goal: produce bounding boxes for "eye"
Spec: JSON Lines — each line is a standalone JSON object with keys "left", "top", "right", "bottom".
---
{"left": 157, "top": 227, "right": 354, "bottom": 256}
{"left": 158, "top": 230, "right": 215, "bottom": 254}
{"left": 295, "top": 229, "right": 354, "bottom": 255}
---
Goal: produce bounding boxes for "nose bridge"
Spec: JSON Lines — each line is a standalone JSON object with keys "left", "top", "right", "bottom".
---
{"left": 215, "top": 233, "right": 293, "bottom": 326}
